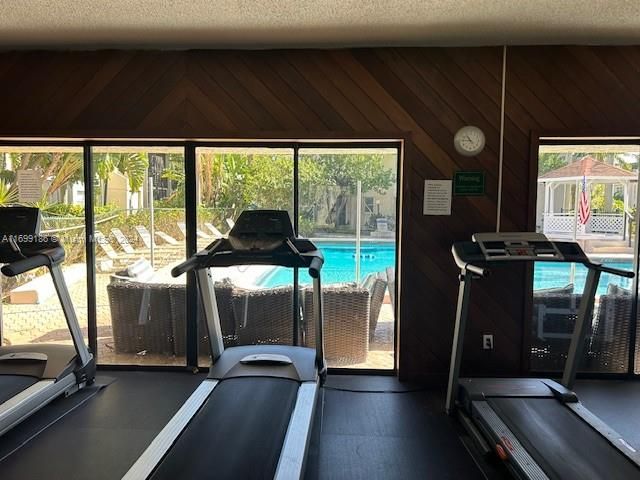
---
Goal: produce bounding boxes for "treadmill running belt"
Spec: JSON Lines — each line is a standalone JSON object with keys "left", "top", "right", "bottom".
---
{"left": 487, "top": 397, "right": 640, "bottom": 480}
{"left": 0, "top": 376, "right": 39, "bottom": 405}
{"left": 150, "top": 376, "right": 300, "bottom": 480}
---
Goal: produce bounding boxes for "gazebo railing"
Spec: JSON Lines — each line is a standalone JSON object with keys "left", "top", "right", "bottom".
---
{"left": 543, "top": 212, "right": 625, "bottom": 236}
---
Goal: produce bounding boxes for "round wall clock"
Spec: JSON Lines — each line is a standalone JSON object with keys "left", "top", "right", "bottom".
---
{"left": 453, "top": 126, "right": 486, "bottom": 156}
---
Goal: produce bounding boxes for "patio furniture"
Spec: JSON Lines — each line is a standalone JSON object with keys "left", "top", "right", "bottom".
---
{"left": 135, "top": 225, "right": 157, "bottom": 249}
{"left": 93, "top": 230, "right": 117, "bottom": 270}
{"left": 111, "top": 228, "right": 136, "bottom": 254}
{"left": 362, "top": 273, "right": 388, "bottom": 340}
{"left": 231, "top": 285, "right": 295, "bottom": 346}
{"left": 589, "top": 292, "right": 633, "bottom": 373}
{"left": 156, "top": 230, "right": 180, "bottom": 245}
{"left": 177, "top": 222, "right": 213, "bottom": 240}
{"left": 106, "top": 280, "right": 175, "bottom": 355}
{"left": 168, "top": 280, "right": 236, "bottom": 356}
{"left": 530, "top": 292, "right": 585, "bottom": 372}
{"left": 204, "top": 222, "right": 224, "bottom": 238}
{"left": 303, "top": 283, "right": 370, "bottom": 366}
{"left": 386, "top": 266, "right": 396, "bottom": 318}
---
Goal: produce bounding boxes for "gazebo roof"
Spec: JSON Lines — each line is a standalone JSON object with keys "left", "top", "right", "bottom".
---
{"left": 539, "top": 156, "right": 636, "bottom": 181}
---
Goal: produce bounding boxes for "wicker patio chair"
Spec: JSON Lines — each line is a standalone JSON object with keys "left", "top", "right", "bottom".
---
{"left": 362, "top": 274, "right": 387, "bottom": 340}
{"left": 106, "top": 281, "right": 174, "bottom": 355}
{"left": 530, "top": 293, "right": 586, "bottom": 372}
{"left": 168, "top": 280, "right": 236, "bottom": 356}
{"left": 303, "top": 284, "right": 370, "bottom": 366}
{"left": 589, "top": 293, "right": 633, "bottom": 373}
{"left": 231, "top": 286, "right": 295, "bottom": 346}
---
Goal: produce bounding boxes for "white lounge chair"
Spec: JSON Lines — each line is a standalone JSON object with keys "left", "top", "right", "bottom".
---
{"left": 204, "top": 222, "right": 224, "bottom": 238}
{"left": 135, "top": 225, "right": 157, "bottom": 249}
{"left": 111, "top": 228, "right": 136, "bottom": 254}
{"left": 156, "top": 230, "right": 180, "bottom": 245}
{"left": 177, "top": 222, "right": 213, "bottom": 240}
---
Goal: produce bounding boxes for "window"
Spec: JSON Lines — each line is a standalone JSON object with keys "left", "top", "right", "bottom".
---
{"left": 0, "top": 146, "right": 87, "bottom": 351}
{"left": 0, "top": 140, "right": 400, "bottom": 371}
{"left": 533, "top": 141, "right": 639, "bottom": 374}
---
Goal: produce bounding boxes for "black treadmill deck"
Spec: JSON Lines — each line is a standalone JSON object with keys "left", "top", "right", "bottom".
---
{"left": 486, "top": 397, "right": 640, "bottom": 480}
{"left": 0, "top": 376, "right": 39, "bottom": 405}
{"left": 149, "top": 376, "right": 301, "bottom": 480}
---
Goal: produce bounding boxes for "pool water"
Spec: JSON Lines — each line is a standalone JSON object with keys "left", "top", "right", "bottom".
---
{"left": 258, "top": 242, "right": 396, "bottom": 287}
{"left": 534, "top": 260, "right": 634, "bottom": 295}
{"left": 258, "top": 242, "right": 633, "bottom": 295}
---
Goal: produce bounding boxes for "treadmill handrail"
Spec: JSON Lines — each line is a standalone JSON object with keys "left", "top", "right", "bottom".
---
{"left": 1, "top": 247, "right": 64, "bottom": 276}
{"left": 583, "top": 261, "right": 635, "bottom": 278}
{"left": 452, "top": 243, "right": 634, "bottom": 279}
{"left": 172, "top": 237, "right": 324, "bottom": 278}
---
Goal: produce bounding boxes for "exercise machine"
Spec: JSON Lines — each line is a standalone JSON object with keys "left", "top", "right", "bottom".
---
{"left": 446, "top": 232, "right": 640, "bottom": 480}
{"left": 0, "top": 207, "right": 95, "bottom": 436}
{"left": 123, "top": 209, "right": 325, "bottom": 480}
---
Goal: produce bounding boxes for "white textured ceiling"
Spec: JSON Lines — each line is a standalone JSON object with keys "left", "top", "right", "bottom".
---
{"left": 1, "top": 0, "right": 639, "bottom": 49}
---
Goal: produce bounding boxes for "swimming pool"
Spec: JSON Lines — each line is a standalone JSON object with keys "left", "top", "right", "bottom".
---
{"left": 258, "top": 241, "right": 396, "bottom": 287}
{"left": 257, "top": 242, "right": 634, "bottom": 295}
{"left": 534, "top": 260, "right": 634, "bottom": 295}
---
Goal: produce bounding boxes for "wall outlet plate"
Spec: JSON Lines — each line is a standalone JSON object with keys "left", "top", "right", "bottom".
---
{"left": 483, "top": 334, "right": 494, "bottom": 350}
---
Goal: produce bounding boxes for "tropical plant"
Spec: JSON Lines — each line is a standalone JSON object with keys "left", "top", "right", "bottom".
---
{"left": 0, "top": 180, "right": 17, "bottom": 206}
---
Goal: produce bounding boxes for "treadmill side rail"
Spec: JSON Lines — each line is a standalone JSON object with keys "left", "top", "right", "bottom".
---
{"left": 274, "top": 381, "right": 320, "bottom": 480}
{"left": 0, "top": 376, "right": 75, "bottom": 436}
{"left": 122, "top": 380, "right": 218, "bottom": 480}
{"left": 473, "top": 402, "right": 549, "bottom": 480}
{"left": 566, "top": 402, "right": 640, "bottom": 467}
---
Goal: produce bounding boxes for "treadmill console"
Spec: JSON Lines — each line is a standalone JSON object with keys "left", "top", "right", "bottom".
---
{"left": 473, "top": 232, "right": 564, "bottom": 262}
{"left": 0, "top": 207, "right": 42, "bottom": 237}
{"left": 227, "top": 210, "right": 295, "bottom": 252}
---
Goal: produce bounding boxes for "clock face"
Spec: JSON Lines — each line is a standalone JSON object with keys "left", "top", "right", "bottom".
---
{"left": 454, "top": 126, "right": 485, "bottom": 156}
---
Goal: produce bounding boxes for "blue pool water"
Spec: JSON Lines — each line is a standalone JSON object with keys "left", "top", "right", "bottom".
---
{"left": 257, "top": 242, "right": 634, "bottom": 294}
{"left": 258, "top": 242, "right": 396, "bottom": 287}
{"left": 534, "top": 260, "right": 634, "bottom": 295}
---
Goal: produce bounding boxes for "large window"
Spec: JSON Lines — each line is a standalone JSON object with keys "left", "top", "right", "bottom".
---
{"left": 92, "top": 147, "right": 186, "bottom": 365}
{"left": 533, "top": 141, "right": 639, "bottom": 374}
{"left": 194, "top": 145, "right": 399, "bottom": 370}
{"left": 0, "top": 141, "right": 400, "bottom": 371}
{"left": 0, "top": 146, "right": 87, "bottom": 351}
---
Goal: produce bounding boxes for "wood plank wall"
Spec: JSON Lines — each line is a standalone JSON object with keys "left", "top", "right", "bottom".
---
{"left": 0, "top": 46, "right": 638, "bottom": 381}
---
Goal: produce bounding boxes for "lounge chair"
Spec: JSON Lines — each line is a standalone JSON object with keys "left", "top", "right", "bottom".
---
{"left": 94, "top": 230, "right": 119, "bottom": 260}
{"left": 226, "top": 218, "right": 235, "bottom": 230}
{"left": 155, "top": 230, "right": 180, "bottom": 245}
{"left": 111, "top": 228, "right": 136, "bottom": 254}
{"left": 177, "top": 222, "right": 213, "bottom": 240}
{"left": 135, "top": 225, "right": 157, "bottom": 249}
{"left": 204, "top": 222, "right": 224, "bottom": 238}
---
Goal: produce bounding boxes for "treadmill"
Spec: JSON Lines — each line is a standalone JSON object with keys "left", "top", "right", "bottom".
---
{"left": 446, "top": 232, "right": 640, "bottom": 480}
{"left": 0, "top": 207, "right": 95, "bottom": 436}
{"left": 124, "top": 209, "right": 326, "bottom": 480}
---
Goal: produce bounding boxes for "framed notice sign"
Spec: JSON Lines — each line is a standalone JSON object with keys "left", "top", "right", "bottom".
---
{"left": 423, "top": 180, "right": 452, "bottom": 216}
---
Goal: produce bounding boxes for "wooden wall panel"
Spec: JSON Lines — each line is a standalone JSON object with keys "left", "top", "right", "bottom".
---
{"left": 2, "top": 46, "right": 636, "bottom": 381}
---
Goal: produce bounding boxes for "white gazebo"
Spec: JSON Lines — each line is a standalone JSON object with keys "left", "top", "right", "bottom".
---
{"left": 537, "top": 156, "right": 637, "bottom": 239}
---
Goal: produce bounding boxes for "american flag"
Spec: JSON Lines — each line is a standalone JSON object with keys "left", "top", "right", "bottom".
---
{"left": 578, "top": 175, "right": 590, "bottom": 225}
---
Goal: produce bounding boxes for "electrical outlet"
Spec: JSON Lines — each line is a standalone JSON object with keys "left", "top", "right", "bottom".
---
{"left": 483, "top": 334, "right": 494, "bottom": 350}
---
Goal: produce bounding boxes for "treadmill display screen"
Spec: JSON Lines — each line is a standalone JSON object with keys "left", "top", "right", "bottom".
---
{"left": 0, "top": 207, "right": 41, "bottom": 236}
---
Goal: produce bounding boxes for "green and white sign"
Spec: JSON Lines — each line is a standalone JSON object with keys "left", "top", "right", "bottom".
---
{"left": 453, "top": 171, "right": 484, "bottom": 196}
